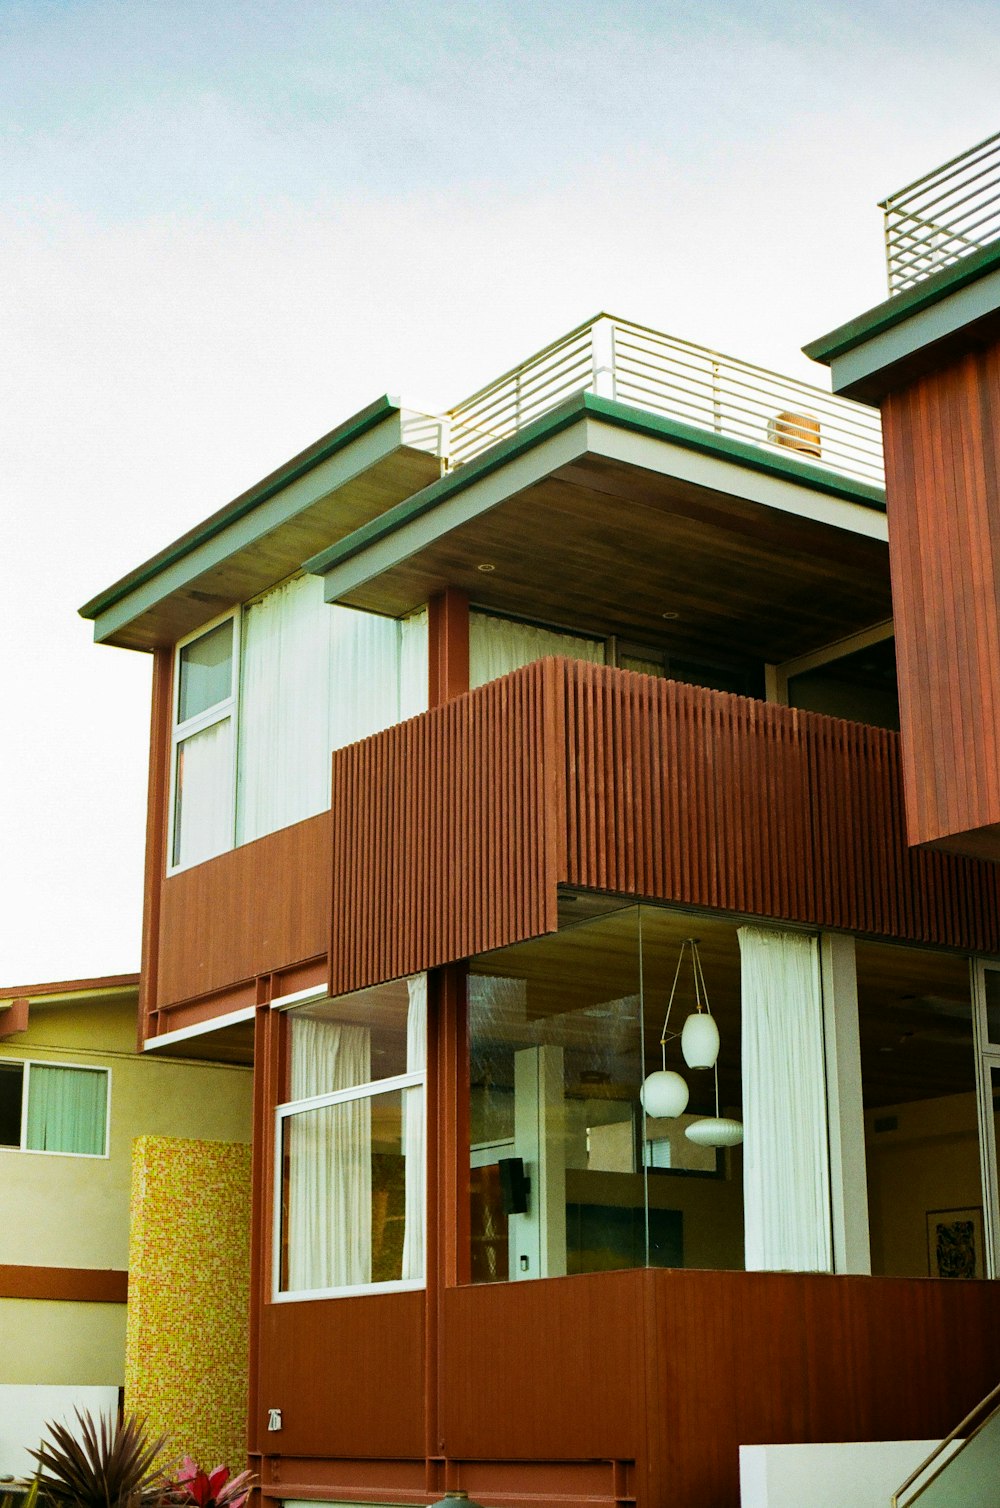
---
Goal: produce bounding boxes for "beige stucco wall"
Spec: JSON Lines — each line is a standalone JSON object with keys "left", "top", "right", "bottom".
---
{"left": 0, "top": 1300, "right": 127, "bottom": 1385}
{"left": 0, "top": 997, "right": 252, "bottom": 1270}
{"left": 0, "top": 994, "right": 252, "bottom": 1386}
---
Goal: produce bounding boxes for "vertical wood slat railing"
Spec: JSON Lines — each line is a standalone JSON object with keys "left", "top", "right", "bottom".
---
{"left": 328, "top": 659, "right": 1000, "bottom": 996}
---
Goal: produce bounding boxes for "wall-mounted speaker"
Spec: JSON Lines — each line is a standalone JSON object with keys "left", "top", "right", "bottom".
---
{"left": 497, "top": 1156, "right": 530, "bottom": 1215}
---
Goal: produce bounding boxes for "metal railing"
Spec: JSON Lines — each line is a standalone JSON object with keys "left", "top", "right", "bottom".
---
{"left": 446, "top": 315, "right": 884, "bottom": 487}
{"left": 881, "top": 128, "right": 1000, "bottom": 295}
{"left": 891, "top": 1380, "right": 1000, "bottom": 1506}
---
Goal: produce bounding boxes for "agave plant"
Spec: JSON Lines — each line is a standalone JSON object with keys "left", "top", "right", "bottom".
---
{"left": 169, "top": 1460, "right": 253, "bottom": 1508}
{"left": 30, "top": 1411, "right": 167, "bottom": 1508}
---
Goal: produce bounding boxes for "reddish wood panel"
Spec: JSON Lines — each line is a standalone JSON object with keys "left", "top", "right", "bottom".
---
{"left": 440, "top": 1271, "right": 645, "bottom": 1463}
{"left": 139, "top": 649, "right": 172, "bottom": 1041}
{"left": 329, "top": 667, "right": 562, "bottom": 993}
{"left": 0, "top": 1265, "right": 128, "bottom": 1302}
{"left": 882, "top": 337, "right": 1000, "bottom": 855}
{"left": 564, "top": 661, "right": 1000, "bottom": 950}
{"left": 645, "top": 1268, "right": 1000, "bottom": 1508}
{"left": 329, "top": 659, "right": 1000, "bottom": 995}
{"left": 156, "top": 812, "right": 332, "bottom": 1009}
{"left": 257, "top": 1290, "right": 425, "bottom": 1459}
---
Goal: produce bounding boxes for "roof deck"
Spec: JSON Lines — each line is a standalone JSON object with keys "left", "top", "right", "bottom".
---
{"left": 881, "top": 128, "right": 1000, "bottom": 295}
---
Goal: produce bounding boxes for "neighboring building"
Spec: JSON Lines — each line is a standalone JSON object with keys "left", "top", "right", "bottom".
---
{"left": 77, "top": 304, "right": 1000, "bottom": 1502}
{"left": 0, "top": 972, "right": 252, "bottom": 1473}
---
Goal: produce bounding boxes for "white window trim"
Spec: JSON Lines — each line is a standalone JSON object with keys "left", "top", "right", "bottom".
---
{"left": 166, "top": 607, "right": 241, "bottom": 876}
{"left": 0, "top": 1058, "right": 112, "bottom": 1159}
{"left": 272, "top": 1069, "right": 426, "bottom": 1303}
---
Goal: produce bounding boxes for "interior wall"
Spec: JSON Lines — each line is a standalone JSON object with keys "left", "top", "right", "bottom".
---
{"left": 865, "top": 1092, "right": 982, "bottom": 1277}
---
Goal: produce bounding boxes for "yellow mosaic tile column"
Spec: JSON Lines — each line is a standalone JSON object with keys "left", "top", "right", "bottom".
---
{"left": 126, "top": 1138, "right": 252, "bottom": 1469}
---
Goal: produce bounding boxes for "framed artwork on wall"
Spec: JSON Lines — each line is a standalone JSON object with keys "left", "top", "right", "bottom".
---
{"left": 926, "top": 1206, "right": 984, "bottom": 1279}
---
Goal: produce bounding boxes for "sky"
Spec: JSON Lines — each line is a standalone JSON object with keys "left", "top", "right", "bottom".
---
{"left": 2, "top": 0, "right": 999, "bottom": 985}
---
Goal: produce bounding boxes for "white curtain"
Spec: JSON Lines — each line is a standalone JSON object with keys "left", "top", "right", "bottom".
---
{"left": 238, "top": 577, "right": 426, "bottom": 844}
{"left": 398, "top": 609, "right": 429, "bottom": 722}
{"left": 469, "top": 611, "right": 605, "bottom": 688}
{"left": 173, "top": 718, "right": 234, "bottom": 867}
{"left": 401, "top": 974, "right": 427, "bottom": 1281}
{"left": 287, "top": 1016, "right": 372, "bottom": 1291}
{"left": 25, "top": 1066, "right": 107, "bottom": 1155}
{"left": 739, "top": 925, "right": 833, "bottom": 1273}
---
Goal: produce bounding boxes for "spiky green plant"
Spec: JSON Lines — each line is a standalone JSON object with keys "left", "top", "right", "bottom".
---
{"left": 30, "top": 1411, "right": 167, "bottom": 1508}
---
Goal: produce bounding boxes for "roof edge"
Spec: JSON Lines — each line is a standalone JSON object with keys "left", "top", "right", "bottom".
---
{"left": 78, "top": 395, "right": 402, "bottom": 622}
{"left": 804, "top": 240, "right": 1000, "bottom": 366}
{"left": 305, "top": 391, "right": 886, "bottom": 582}
{"left": 0, "top": 971, "right": 140, "bottom": 1002}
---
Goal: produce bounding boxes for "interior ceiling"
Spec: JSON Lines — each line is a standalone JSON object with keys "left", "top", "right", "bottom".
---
{"left": 472, "top": 897, "right": 975, "bottom": 1110}
{"left": 339, "top": 450, "right": 892, "bottom": 664}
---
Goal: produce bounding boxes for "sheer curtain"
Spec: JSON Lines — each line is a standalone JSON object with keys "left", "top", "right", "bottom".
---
{"left": 25, "top": 1066, "right": 107, "bottom": 1155}
{"left": 738, "top": 926, "right": 832, "bottom": 1273}
{"left": 238, "top": 578, "right": 427, "bottom": 844}
{"left": 287, "top": 1016, "right": 372, "bottom": 1291}
{"left": 469, "top": 611, "right": 605, "bottom": 688}
{"left": 401, "top": 975, "right": 427, "bottom": 1281}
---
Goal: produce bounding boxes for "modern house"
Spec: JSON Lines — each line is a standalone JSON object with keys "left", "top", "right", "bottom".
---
{"left": 76, "top": 143, "right": 1000, "bottom": 1506}
{"left": 0, "top": 971, "right": 253, "bottom": 1473}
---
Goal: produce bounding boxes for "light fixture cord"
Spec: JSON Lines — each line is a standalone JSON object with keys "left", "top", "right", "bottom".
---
{"left": 659, "top": 940, "right": 689, "bottom": 1069}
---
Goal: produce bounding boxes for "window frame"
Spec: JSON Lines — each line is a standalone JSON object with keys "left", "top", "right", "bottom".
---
{"left": 272, "top": 1067, "right": 426, "bottom": 1304}
{"left": 166, "top": 607, "right": 241, "bottom": 876}
{"left": 0, "top": 1058, "right": 112, "bottom": 1159}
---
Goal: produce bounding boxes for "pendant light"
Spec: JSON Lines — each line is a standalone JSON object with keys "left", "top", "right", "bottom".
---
{"left": 639, "top": 935, "right": 744, "bottom": 1148}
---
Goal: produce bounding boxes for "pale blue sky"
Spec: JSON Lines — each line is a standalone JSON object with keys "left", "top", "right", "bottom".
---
{"left": 2, "top": 0, "right": 998, "bottom": 981}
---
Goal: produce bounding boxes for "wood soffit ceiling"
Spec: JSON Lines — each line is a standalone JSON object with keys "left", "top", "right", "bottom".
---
{"left": 107, "top": 446, "right": 443, "bottom": 652}
{"left": 338, "top": 451, "right": 893, "bottom": 664}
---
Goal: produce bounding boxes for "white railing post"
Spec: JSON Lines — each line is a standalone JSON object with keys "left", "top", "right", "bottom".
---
{"left": 590, "top": 316, "right": 616, "bottom": 400}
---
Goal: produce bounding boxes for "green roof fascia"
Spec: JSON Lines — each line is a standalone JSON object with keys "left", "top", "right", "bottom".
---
{"left": 78, "top": 395, "right": 402, "bottom": 624}
{"left": 304, "top": 391, "right": 885, "bottom": 582}
{"left": 804, "top": 239, "right": 1000, "bottom": 367}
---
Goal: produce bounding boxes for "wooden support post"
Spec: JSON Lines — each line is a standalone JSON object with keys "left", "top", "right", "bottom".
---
{"left": 138, "top": 648, "right": 172, "bottom": 1047}
{"left": 428, "top": 588, "right": 470, "bottom": 708}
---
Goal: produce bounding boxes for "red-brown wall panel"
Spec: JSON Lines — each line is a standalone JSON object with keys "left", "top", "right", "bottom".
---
{"left": 329, "top": 658, "right": 1000, "bottom": 998}
{"left": 883, "top": 337, "right": 1000, "bottom": 855}
{"left": 156, "top": 811, "right": 332, "bottom": 1011}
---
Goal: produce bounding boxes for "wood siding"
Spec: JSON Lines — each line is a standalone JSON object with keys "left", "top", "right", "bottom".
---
{"left": 155, "top": 811, "right": 331, "bottom": 1013}
{"left": 255, "top": 1268, "right": 1000, "bottom": 1508}
{"left": 883, "top": 336, "right": 1000, "bottom": 856}
{"left": 329, "top": 658, "right": 1000, "bottom": 995}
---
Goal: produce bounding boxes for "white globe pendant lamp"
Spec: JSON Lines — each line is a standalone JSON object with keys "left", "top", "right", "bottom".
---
{"left": 640, "top": 935, "right": 743, "bottom": 1149}
{"left": 680, "top": 1010, "right": 720, "bottom": 1071}
{"left": 640, "top": 1068, "right": 689, "bottom": 1119}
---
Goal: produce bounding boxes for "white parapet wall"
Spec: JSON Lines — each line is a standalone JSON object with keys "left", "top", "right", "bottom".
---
{"left": 739, "top": 1439, "right": 962, "bottom": 1508}
{"left": 0, "top": 1384, "right": 120, "bottom": 1478}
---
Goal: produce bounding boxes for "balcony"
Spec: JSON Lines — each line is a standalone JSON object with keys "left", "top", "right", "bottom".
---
{"left": 329, "top": 659, "right": 1000, "bottom": 996}
{"left": 445, "top": 314, "right": 884, "bottom": 486}
{"left": 881, "top": 128, "right": 1000, "bottom": 294}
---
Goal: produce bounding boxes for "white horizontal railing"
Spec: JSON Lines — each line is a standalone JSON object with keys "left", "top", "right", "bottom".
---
{"left": 446, "top": 315, "right": 884, "bottom": 488}
{"left": 881, "top": 128, "right": 1000, "bottom": 295}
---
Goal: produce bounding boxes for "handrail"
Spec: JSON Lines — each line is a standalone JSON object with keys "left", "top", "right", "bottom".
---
{"left": 881, "top": 128, "right": 1000, "bottom": 294}
{"left": 891, "top": 1378, "right": 1000, "bottom": 1505}
{"left": 446, "top": 314, "right": 884, "bottom": 487}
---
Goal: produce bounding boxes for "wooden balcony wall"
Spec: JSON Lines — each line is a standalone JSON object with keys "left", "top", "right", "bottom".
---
{"left": 256, "top": 1267, "right": 1000, "bottom": 1508}
{"left": 882, "top": 333, "right": 1000, "bottom": 858}
{"left": 330, "top": 657, "right": 1000, "bottom": 995}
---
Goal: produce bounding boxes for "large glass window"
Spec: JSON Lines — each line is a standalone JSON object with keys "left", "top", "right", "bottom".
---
{"left": 468, "top": 905, "right": 750, "bottom": 1282}
{"left": 274, "top": 975, "right": 426, "bottom": 1299}
{"left": 169, "top": 582, "right": 430, "bottom": 870}
{"left": 858, "top": 940, "right": 982, "bottom": 1278}
{"left": 0, "top": 1061, "right": 109, "bottom": 1157}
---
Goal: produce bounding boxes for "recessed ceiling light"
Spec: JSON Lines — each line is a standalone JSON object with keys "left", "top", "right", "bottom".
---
{"left": 477, "top": 562, "right": 496, "bottom": 573}
{"left": 661, "top": 609, "right": 680, "bottom": 620}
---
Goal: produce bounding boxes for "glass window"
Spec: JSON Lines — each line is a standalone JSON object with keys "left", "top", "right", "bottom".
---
{"left": 170, "top": 614, "right": 238, "bottom": 873}
{"left": 178, "top": 619, "right": 234, "bottom": 724}
{"left": 982, "top": 965, "right": 1000, "bottom": 1048}
{"left": 858, "top": 939, "right": 979, "bottom": 1278}
{"left": 275, "top": 975, "right": 426, "bottom": 1299}
{"left": 0, "top": 1062, "right": 109, "bottom": 1157}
